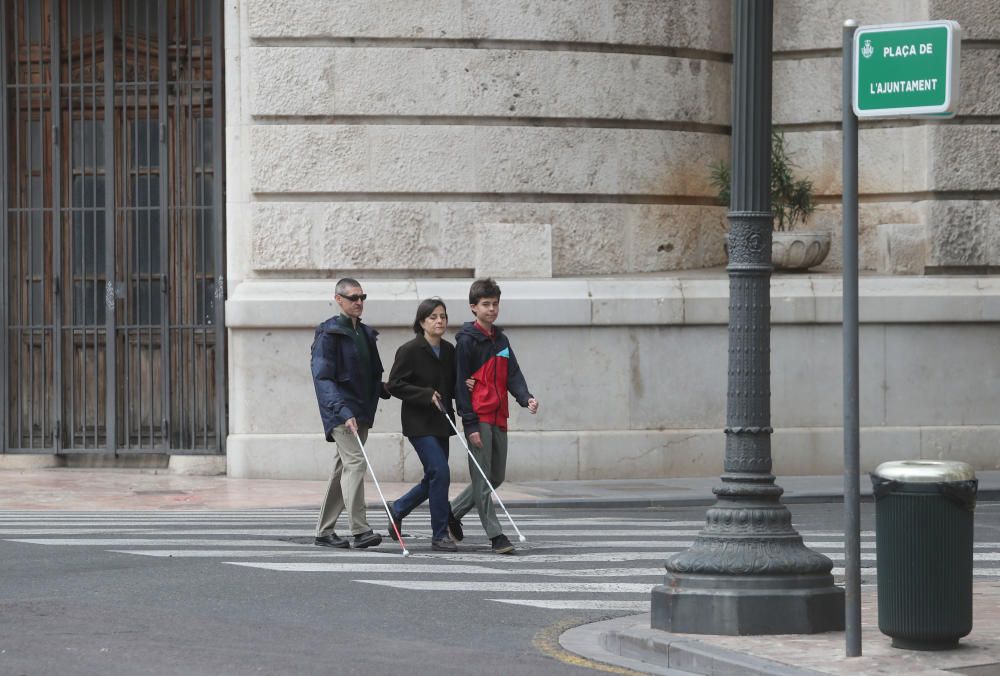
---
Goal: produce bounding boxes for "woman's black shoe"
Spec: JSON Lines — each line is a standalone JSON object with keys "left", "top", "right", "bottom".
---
{"left": 387, "top": 503, "right": 403, "bottom": 541}
{"left": 447, "top": 508, "right": 464, "bottom": 542}
{"left": 432, "top": 536, "right": 458, "bottom": 552}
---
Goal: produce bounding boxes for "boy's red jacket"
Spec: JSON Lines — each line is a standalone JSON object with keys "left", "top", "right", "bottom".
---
{"left": 454, "top": 321, "right": 532, "bottom": 433}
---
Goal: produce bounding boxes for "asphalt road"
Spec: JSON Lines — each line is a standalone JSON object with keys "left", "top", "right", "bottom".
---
{"left": 2, "top": 502, "right": 999, "bottom": 675}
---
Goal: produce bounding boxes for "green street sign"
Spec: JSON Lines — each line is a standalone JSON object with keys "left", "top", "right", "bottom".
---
{"left": 853, "top": 20, "right": 961, "bottom": 118}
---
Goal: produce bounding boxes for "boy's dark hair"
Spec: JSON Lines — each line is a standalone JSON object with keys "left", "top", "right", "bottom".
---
{"left": 468, "top": 277, "right": 501, "bottom": 305}
{"left": 412, "top": 297, "right": 447, "bottom": 334}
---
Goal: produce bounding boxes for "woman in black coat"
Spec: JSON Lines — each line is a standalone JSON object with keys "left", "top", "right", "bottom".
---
{"left": 386, "top": 298, "right": 459, "bottom": 551}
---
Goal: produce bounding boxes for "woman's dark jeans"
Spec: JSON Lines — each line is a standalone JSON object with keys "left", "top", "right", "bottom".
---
{"left": 392, "top": 436, "right": 451, "bottom": 541}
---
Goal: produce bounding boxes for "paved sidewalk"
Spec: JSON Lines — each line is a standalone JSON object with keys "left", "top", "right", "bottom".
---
{"left": 2, "top": 467, "right": 999, "bottom": 675}
{"left": 2, "top": 467, "right": 998, "bottom": 511}
{"left": 564, "top": 587, "right": 1000, "bottom": 675}
{"left": 0, "top": 467, "right": 575, "bottom": 511}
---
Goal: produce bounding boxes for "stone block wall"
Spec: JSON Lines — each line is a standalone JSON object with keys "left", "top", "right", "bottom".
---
{"left": 773, "top": 0, "right": 1000, "bottom": 273}
{"left": 228, "top": 0, "right": 1000, "bottom": 283}
{"left": 225, "top": 278, "right": 1000, "bottom": 480}
{"left": 227, "top": 0, "right": 733, "bottom": 283}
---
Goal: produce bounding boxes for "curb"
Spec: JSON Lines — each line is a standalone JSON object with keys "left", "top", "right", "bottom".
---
{"left": 560, "top": 613, "right": 822, "bottom": 676}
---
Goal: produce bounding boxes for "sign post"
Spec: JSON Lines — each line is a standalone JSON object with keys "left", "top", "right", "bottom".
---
{"left": 842, "top": 19, "right": 861, "bottom": 659}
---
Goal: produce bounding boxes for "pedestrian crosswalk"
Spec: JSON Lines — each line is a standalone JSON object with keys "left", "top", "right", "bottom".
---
{"left": 4, "top": 509, "right": 1000, "bottom": 614}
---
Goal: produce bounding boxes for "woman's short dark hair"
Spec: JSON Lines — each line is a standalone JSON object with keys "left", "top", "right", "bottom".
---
{"left": 413, "top": 297, "right": 447, "bottom": 334}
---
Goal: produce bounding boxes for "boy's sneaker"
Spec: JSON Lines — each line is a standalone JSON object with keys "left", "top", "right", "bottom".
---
{"left": 431, "top": 536, "right": 458, "bottom": 552}
{"left": 491, "top": 534, "right": 515, "bottom": 555}
{"left": 448, "top": 508, "right": 464, "bottom": 542}
{"left": 353, "top": 530, "right": 382, "bottom": 549}
{"left": 386, "top": 503, "right": 403, "bottom": 541}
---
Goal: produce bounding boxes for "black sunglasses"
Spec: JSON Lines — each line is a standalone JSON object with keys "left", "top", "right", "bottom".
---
{"left": 340, "top": 293, "right": 367, "bottom": 302}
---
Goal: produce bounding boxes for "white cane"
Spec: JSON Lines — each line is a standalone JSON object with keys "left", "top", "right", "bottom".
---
{"left": 440, "top": 409, "right": 526, "bottom": 543}
{"left": 351, "top": 427, "right": 410, "bottom": 557}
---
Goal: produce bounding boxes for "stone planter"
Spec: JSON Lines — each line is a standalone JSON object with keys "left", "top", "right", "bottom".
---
{"left": 771, "top": 230, "right": 831, "bottom": 270}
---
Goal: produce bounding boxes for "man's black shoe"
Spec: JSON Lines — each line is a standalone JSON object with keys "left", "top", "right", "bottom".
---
{"left": 353, "top": 529, "right": 382, "bottom": 549}
{"left": 314, "top": 533, "right": 349, "bottom": 548}
{"left": 431, "top": 536, "right": 458, "bottom": 552}
{"left": 491, "top": 533, "right": 515, "bottom": 555}
{"left": 387, "top": 503, "right": 403, "bottom": 541}
{"left": 448, "top": 507, "right": 464, "bottom": 542}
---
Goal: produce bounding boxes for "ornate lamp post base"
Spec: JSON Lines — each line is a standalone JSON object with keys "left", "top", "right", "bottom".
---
{"left": 651, "top": 490, "right": 845, "bottom": 634}
{"left": 652, "top": 574, "right": 845, "bottom": 635}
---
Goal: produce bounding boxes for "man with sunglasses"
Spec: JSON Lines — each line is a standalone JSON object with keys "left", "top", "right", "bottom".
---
{"left": 310, "top": 278, "right": 391, "bottom": 549}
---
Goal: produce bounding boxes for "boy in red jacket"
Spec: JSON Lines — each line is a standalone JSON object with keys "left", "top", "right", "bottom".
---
{"left": 449, "top": 278, "right": 538, "bottom": 554}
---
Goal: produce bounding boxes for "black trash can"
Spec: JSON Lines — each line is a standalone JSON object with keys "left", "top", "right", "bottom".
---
{"left": 871, "top": 460, "right": 977, "bottom": 650}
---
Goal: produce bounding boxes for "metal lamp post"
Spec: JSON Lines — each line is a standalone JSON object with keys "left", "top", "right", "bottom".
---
{"left": 650, "top": 0, "right": 845, "bottom": 634}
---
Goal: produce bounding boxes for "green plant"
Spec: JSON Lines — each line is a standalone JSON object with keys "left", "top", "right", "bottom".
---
{"left": 709, "top": 130, "right": 816, "bottom": 232}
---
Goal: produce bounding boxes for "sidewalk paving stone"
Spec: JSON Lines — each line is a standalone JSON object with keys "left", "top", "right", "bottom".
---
{"left": 566, "top": 583, "right": 1000, "bottom": 675}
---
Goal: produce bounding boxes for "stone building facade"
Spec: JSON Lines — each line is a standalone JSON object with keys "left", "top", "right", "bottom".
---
{"left": 220, "top": 0, "right": 999, "bottom": 481}
{"left": 3, "top": 1, "right": 996, "bottom": 478}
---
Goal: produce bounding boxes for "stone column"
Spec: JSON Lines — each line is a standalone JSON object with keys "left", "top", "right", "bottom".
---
{"left": 650, "top": 0, "right": 845, "bottom": 635}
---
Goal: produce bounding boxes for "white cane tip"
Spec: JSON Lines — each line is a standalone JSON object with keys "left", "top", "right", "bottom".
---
{"left": 402, "top": 550, "right": 411, "bottom": 557}
{"left": 518, "top": 535, "right": 527, "bottom": 542}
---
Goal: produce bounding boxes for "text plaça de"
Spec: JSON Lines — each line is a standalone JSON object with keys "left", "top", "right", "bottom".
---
{"left": 884, "top": 43, "right": 934, "bottom": 58}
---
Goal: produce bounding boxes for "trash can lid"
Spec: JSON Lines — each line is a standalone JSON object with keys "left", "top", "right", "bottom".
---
{"left": 873, "top": 460, "right": 976, "bottom": 483}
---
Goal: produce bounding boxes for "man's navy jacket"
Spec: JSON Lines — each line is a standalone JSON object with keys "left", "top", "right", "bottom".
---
{"left": 310, "top": 315, "right": 389, "bottom": 440}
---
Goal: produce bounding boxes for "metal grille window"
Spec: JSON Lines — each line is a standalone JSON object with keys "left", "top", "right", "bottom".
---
{"left": 2, "top": 0, "right": 225, "bottom": 454}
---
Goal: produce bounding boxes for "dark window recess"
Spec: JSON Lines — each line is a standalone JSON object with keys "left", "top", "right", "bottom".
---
{"left": 3, "top": 0, "right": 226, "bottom": 453}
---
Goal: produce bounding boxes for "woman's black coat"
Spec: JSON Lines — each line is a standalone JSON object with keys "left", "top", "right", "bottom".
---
{"left": 388, "top": 335, "right": 457, "bottom": 439}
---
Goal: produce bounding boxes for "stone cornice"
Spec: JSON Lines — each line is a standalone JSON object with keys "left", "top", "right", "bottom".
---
{"left": 225, "top": 275, "right": 1000, "bottom": 328}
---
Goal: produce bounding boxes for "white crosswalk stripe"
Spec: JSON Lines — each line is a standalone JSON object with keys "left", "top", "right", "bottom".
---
{"left": 4, "top": 509, "right": 998, "bottom": 614}
{"left": 114, "top": 549, "right": 668, "bottom": 562}
{"left": 111, "top": 549, "right": 345, "bottom": 558}
{"left": 227, "top": 562, "right": 663, "bottom": 577}
{"left": 490, "top": 600, "right": 650, "bottom": 611}
{"left": 229, "top": 563, "right": 509, "bottom": 574}
{"left": 355, "top": 581, "right": 655, "bottom": 593}
{"left": 7, "top": 538, "right": 309, "bottom": 547}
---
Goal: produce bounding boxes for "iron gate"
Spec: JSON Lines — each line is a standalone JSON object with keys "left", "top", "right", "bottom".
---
{"left": 2, "top": 0, "right": 226, "bottom": 454}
